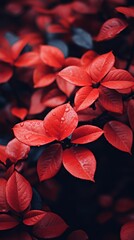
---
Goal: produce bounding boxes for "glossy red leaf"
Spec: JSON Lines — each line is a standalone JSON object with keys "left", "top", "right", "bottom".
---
{"left": 0, "top": 214, "right": 19, "bottom": 230}
{"left": 127, "top": 99, "right": 134, "bottom": 131}
{"left": 13, "top": 120, "right": 55, "bottom": 146}
{"left": 43, "top": 103, "right": 78, "bottom": 141}
{"left": 56, "top": 76, "right": 75, "bottom": 97}
{"left": 11, "top": 107, "right": 28, "bottom": 120}
{"left": 0, "top": 63, "right": 13, "bottom": 83}
{"left": 41, "top": 88, "right": 67, "bottom": 108}
{"left": 120, "top": 221, "right": 134, "bottom": 240}
{"left": 89, "top": 52, "right": 115, "bottom": 83}
{"left": 33, "top": 212, "right": 68, "bottom": 238}
{"left": 95, "top": 18, "right": 128, "bottom": 41}
{"left": 23, "top": 210, "right": 46, "bottom": 226}
{"left": 0, "top": 48, "right": 13, "bottom": 64}
{"left": 29, "top": 90, "right": 46, "bottom": 115}
{"left": 40, "top": 45, "right": 65, "bottom": 68}
{"left": 15, "top": 52, "right": 40, "bottom": 67}
{"left": 0, "top": 145, "right": 7, "bottom": 164}
{"left": 104, "top": 121, "right": 133, "bottom": 153}
{"left": 37, "top": 143, "right": 63, "bottom": 181}
{"left": 6, "top": 138, "right": 30, "bottom": 162}
{"left": 116, "top": 6, "right": 134, "bottom": 18}
{"left": 6, "top": 171, "right": 32, "bottom": 212}
{"left": 67, "top": 230, "right": 89, "bottom": 240}
{"left": 0, "top": 178, "right": 9, "bottom": 212}
{"left": 81, "top": 50, "right": 97, "bottom": 67}
{"left": 71, "top": 125, "right": 103, "bottom": 144}
{"left": 58, "top": 66, "right": 91, "bottom": 86}
{"left": 63, "top": 147, "right": 96, "bottom": 181}
{"left": 74, "top": 86, "right": 99, "bottom": 111}
{"left": 65, "top": 57, "right": 81, "bottom": 67}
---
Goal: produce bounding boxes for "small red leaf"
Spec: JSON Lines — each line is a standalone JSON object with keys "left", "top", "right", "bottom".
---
{"left": 116, "top": 6, "right": 134, "bottom": 18}
{"left": 29, "top": 90, "right": 46, "bottom": 115}
{"left": 120, "top": 221, "right": 134, "bottom": 240}
{"left": 0, "top": 145, "right": 7, "bottom": 164}
{"left": 0, "top": 178, "right": 9, "bottom": 212}
{"left": 15, "top": 52, "right": 40, "bottom": 67}
{"left": 81, "top": 50, "right": 97, "bottom": 67}
{"left": 0, "top": 63, "right": 13, "bottom": 83}
{"left": 40, "top": 45, "right": 65, "bottom": 68}
{"left": 127, "top": 99, "right": 134, "bottom": 131}
{"left": 23, "top": 210, "right": 46, "bottom": 226}
{"left": 67, "top": 230, "right": 89, "bottom": 240}
{"left": 6, "top": 138, "right": 30, "bottom": 162}
{"left": 0, "top": 214, "right": 19, "bottom": 230}
{"left": 56, "top": 76, "right": 75, "bottom": 97}
{"left": 78, "top": 103, "right": 104, "bottom": 122}
{"left": 33, "top": 212, "right": 68, "bottom": 238}
{"left": 74, "top": 86, "right": 99, "bottom": 111}
{"left": 6, "top": 171, "right": 32, "bottom": 212}
{"left": 11, "top": 107, "right": 28, "bottom": 120}
{"left": 37, "top": 143, "right": 63, "bottom": 181}
{"left": 95, "top": 18, "right": 128, "bottom": 41}
{"left": 71, "top": 125, "right": 103, "bottom": 144}
{"left": 63, "top": 146, "right": 96, "bottom": 181}
{"left": 58, "top": 66, "right": 91, "bottom": 86}
{"left": 104, "top": 121, "right": 133, "bottom": 153}
{"left": 13, "top": 120, "right": 55, "bottom": 146}
{"left": 43, "top": 103, "right": 78, "bottom": 141}
{"left": 11, "top": 38, "right": 27, "bottom": 60}
{"left": 41, "top": 88, "right": 67, "bottom": 108}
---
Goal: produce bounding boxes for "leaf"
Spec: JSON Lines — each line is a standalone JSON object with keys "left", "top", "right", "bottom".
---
{"left": 71, "top": 125, "right": 103, "bottom": 144}
{"left": 13, "top": 120, "right": 55, "bottom": 146}
{"left": 37, "top": 143, "right": 63, "bottom": 181}
{"left": 78, "top": 103, "right": 104, "bottom": 122}
{"left": 41, "top": 88, "right": 67, "bottom": 108}
{"left": 81, "top": 50, "right": 97, "bottom": 67}
{"left": 58, "top": 66, "right": 91, "bottom": 86}
{"left": 48, "top": 39, "right": 68, "bottom": 58}
{"left": 74, "top": 86, "right": 99, "bottom": 111}
{"left": 67, "top": 230, "right": 89, "bottom": 240}
{"left": 72, "top": 28, "right": 93, "bottom": 49}
{"left": 6, "top": 138, "right": 30, "bottom": 162}
{"left": 43, "top": 103, "right": 78, "bottom": 141}
{"left": 11, "top": 38, "right": 28, "bottom": 60}
{"left": 0, "top": 214, "right": 19, "bottom": 230}
{"left": 56, "top": 76, "right": 75, "bottom": 97}
{"left": 11, "top": 107, "right": 28, "bottom": 120}
{"left": 40, "top": 45, "right": 65, "bottom": 68}
{"left": 6, "top": 171, "right": 33, "bottom": 212}
{"left": 15, "top": 52, "right": 40, "bottom": 67}
{"left": 104, "top": 121, "right": 133, "bottom": 153}
{"left": 95, "top": 18, "right": 128, "bottom": 41}
{"left": 33, "top": 212, "right": 68, "bottom": 238}
{"left": 63, "top": 146, "right": 96, "bottom": 181}
{"left": 65, "top": 57, "right": 81, "bottom": 67}
{"left": 0, "top": 145, "right": 7, "bottom": 164}
{"left": 120, "top": 221, "right": 134, "bottom": 240}
{"left": 116, "top": 6, "right": 134, "bottom": 18}
{"left": 29, "top": 90, "right": 46, "bottom": 115}
{"left": 0, "top": 178, "right": 9, "bottom": 212}
{"left": 23, "top": 210, "right": 46, "bottom": 226}
{"left": 0, "top": 63, "right": 13, "bottom": 83}
{"left": 127, "top": 99, "right": 134, "bottom": 131}
{"left": 89, "top": 52, "right": 115, "bottom": 83}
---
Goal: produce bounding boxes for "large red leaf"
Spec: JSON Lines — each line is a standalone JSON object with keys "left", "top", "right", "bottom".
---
{"left": 37, "top": 143, "right": 63, "bottom": 181}
{"left": 0, "top": 145, "right": 7, "bottom": 164}
{"left": 88, "top": 52, "right": 115, "bottom": 83}
{"left": 0, "top": 214, "right": 19, "bottom": 230}
{"left": 15, "top": 52, "right": 40, "bottom": 67}
{"left": 116, "top": 6, "right": 134, "bottom": 18}
{"left": 67, "top": 230, "right": 89, "bottom": 240}
{"left": 56, "top": 76, "right": 75, "bottom": 97}
{"left": 120, "top": 221, "right": 134, "bottom": 240}
{"left": 43, "top": 103, "right": 78, "bottom": 141}
{"left": 11, "top": 107, "right": 28, "bottom": 120}
{"left": 63, "top": 147, "right": 96, "bottom": 181}
{"left": 74, "top": 86, "right": 99, "bottom": 111}
{"left": 104, "top": 121, "right": 133, "bottom": 153}
{"left": 41, "top": 88, "right": 67, "bottom": 108}
{"left": 6, "top": 138, "right": 30, "bottom": 162}
{"left": 23, "top": 210, "right": 47, "bottom": 226}
{"left": 33, "top": 212, "right": 68, "bottom": 238}
{"left": 95, "top": 18, "right": 128, "bottom": 41}
{"left": 58, "top": 66, "right": 91, "bottom": 86}
{"left": 6, "top": 171, "right": 32, "bottom": 212}
{"left": 29, "top": 90, "right": 46, "bottom": 115}
{"left": 0, "top": 178, "right": 9, "bottom": 212}
{"left": 40, "top": 45, "right": 65, "bottom": 68}
{"left": 127, "top": 99, "right": 134, "bottom": 131}
{"left": 0, "top": 63, "right": 13, "bottom": 83}
{"left": 13, "top": 120, "right": 55, "bottom": 146}
{"left": 71, "top": 125, "right": 103, "bottom": 144}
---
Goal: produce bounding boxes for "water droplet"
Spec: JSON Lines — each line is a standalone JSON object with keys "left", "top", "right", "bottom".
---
{"left": 20, "top": 122, "right": 24, "bottom": 127}
{"left": 61, "top": 117, "right": 65, "bottom": 121}
{"left": 65, "top": 107, "right": 69, "bottom": 112}
{"left": 52, "top": 112, "right": 56, "bottom": 116}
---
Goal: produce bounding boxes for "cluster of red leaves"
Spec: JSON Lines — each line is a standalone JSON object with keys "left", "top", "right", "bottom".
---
{"left": 0, "top": 0, "right": 134, "bottom": 239}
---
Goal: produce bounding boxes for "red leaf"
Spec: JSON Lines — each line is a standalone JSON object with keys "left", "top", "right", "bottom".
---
{"left": 6, "top": 171, "right": 32, "bottom": 212}
{"left": 23, "top": 210, "right": 46, "bottom": 226}
{"left": 78, "top": 103, "right": 104, "bottom": 122}
{"left": 0, "top": 145, "right": 7, "bottom": 164}
{"left": 95, "top": 18, "right": 128, "bottom": 41}
{"left": 41, "top": 88, "right": 67, "bottom": 108}
{"left": 120, "top": 221, "right": 134, "bottom": 240}
{"left": 33, "top": 212, "right": 68, "bottom": 238}
{"left": 11, "top": 38, "right": 27, "bottom": 60}
{"left": 0, "top": 63, "right": 13, "bottom": 83}
{"left": 88, "top": 52, "right": 115, "bottom": 83}
{"left": 63, "top": 147, "right": 96, "bottom": 181}
{"left": 0, "top": 48, "right": 13, "bottom": 64}
{"left": 74, "top": 86, "right": 99, "bottom": 111}
{"left": 56, "top": 76, "right": 75, "bottom": 97}
{"left": 0, "top": 178, "right": 9, "bottom": 212}
{"left": 40, "top": 45, "right": 65, "bottom": 68}
{"left": 37, "top": 143, "right": 63, "bottom": 181}
{"left": 6, "top": 138, "right": 30, "bottom": 162}
{"left": 11, "top": 107, "right": 28, "bottom": 120}
{"left": 15, "top": 52, "right": 40, "bottom": 67}
{"left": 99, "top": 87, "right": 123, "bottom": 113}
{"left": 43, "top": 103, "right": 78, "bottom": 141}
{"left": 13, "top": 120, "right": 55, "bottom": 146}
{"left": 116, "top": 6, "right": 134, "bottom": 18}
{"left": 65, "top": 57, "right": 81, "bottom": 67}
{"left": 101, "top": 69, "right": 134, "bottom": 89}
{"left": 127, "top": 99, "right": 134, "bottom": 131}
{"left": 71, "top": 125, "right": 103, "bottom": 144}
{"left": 104, "top": 121, "right": 133, "bottom": 153}
{"left": 58, "top": 66, "right": 91, "bottom": 86}
{"left": 81, "top": 50, "right": 97, "bottom": 67}
{"left": 29, "top": 90, "right": 46, "bottom": 115}
{"left": 0, "top": 214, "right": 19, "bottom": 230}
{"left": 67, "top": 230, "right": 89, "bottom": 240}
